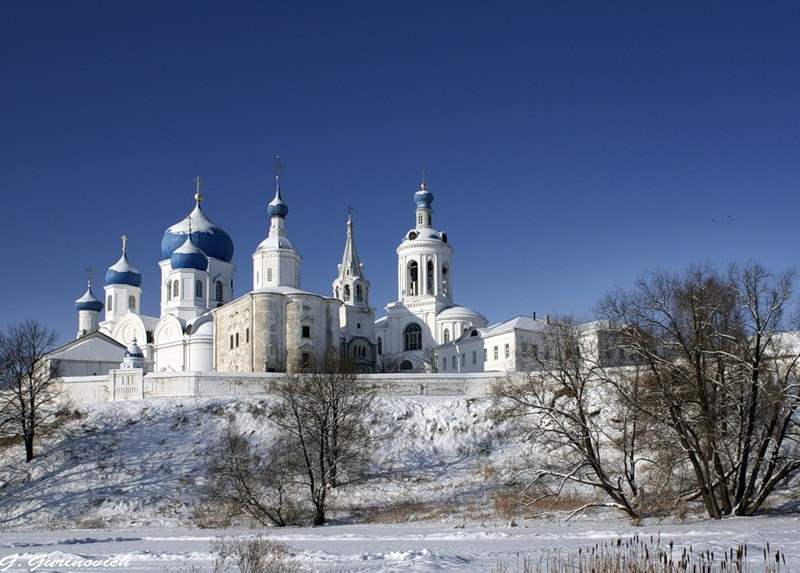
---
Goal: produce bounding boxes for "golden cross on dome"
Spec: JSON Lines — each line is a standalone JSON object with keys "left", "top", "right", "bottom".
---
{"left": 194, "top": 176, "right": 203, "bottom": 204}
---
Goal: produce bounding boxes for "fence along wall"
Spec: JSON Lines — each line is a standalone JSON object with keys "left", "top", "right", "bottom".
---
{"left": 60, "top": 370, "right": 503, "bottom": 404}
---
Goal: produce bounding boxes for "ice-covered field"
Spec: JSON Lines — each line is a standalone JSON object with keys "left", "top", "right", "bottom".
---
{"left": 1, "top": 517, "right": 800, "bottom": 572}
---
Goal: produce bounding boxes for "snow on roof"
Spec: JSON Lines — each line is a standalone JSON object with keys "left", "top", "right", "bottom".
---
{"left": 167, "top": 204, "right": 219, "bottom": 234}
{"left": 46, "top": 331, "right": 126, "bottom": 358}
{"left": 256, "top": 235, "right": 296, "bottom": 251}
{"left": 485, "top": 315, "right": 547, "bottom": 334}
{"left": 437, "top": 305, "right": 486, "bottom": 321}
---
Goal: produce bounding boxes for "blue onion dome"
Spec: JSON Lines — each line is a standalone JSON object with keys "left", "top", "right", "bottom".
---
{"left": 414, "top": 180, "right": 433, "bottom": 209}
{"left": 268, "top": 186, "right": 289, "bottom": 218}
{"left": 170, "top": 231, "right": 209, "bottom": 271}
{"left": 105, "top": 235, "right": 142, "bottom": 287}
{"left": 125, "top": 338, "right": 144, "bottom": 358}
{"left": 161, "top": 180, "right": 234, "bottom": 262}
{"left": 74, "top": 282, "right": 103, "bottom": 312}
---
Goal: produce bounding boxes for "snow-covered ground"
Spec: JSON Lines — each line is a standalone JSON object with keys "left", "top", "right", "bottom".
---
{"left": 0, "top": 396, "right": 514, "bottom": 530}
{"left": 1, "top": 517, "right": 800, "bottom": 572}
{"left": 1, "top": 396, "right": 799, "bottom": 571}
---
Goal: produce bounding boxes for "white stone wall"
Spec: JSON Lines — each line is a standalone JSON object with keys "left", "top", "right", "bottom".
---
{"left": 60, "top": 371, "right": 502, "bottom": 404}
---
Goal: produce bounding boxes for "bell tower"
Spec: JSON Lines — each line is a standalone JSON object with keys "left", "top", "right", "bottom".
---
{"left": 333, "top": 209, "right": 370, "bottom": 307}
{"left": 396, "top": 177, "right": 453, "bottom": 304}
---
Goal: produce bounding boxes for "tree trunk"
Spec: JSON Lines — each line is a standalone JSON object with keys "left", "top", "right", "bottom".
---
{"left": 25, "top": 435, "right": 34, "bottom": 462}
{"left": 313, "top": 505, "right": 325, "bottom": 526}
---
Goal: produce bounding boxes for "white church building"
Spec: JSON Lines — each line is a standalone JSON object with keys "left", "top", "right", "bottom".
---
{"left": 53, "top": 165, "right": 600, "bottom": 380}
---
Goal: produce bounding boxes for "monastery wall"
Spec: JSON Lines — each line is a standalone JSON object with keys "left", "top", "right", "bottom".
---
{"left": 59, "top": 370, "right": 503, "bottom": 404}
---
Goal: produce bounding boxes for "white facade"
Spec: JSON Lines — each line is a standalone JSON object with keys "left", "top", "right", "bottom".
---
{"left": 61, "top": 168, "right": 376, "bottom": 376}
{"left": 376, "top": 180, "right": 488, "bottom": 372}
{"left": 61, "top": 167, "right": 616, "bottom": 379}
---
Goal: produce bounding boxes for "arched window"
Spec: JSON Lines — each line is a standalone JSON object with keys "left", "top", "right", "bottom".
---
{"left": 442, "top": 264, "right": 449, "bottom": 296}
{"left": 377, "top": 337, "right": 383, "bottom": 355}
{"left": 426, "top": 260, "right": 434, "bottom": 294}
{"left": 443, "top": 328, "right": 450, "bottom": 343}
{"left": 355, "top": 284, "right": 362, "bottom": 302}
{"left": 344, "top": 285, "right": 351, "bottom": 301}
{"left": 128, "top": 295, "right": 136, "bottom": 312}
{"left": 166, "top": 283, "right": 171, "bottom": 301}
{"left": 407, "top": 261, "right": 419, "bottom": 296}
{"left": 172, "top": 280, "right": 179, "bottom": 298}
{"left": 107, "top": 296, "right": 112, "bottom": 312}
{"left": 215, "top": 281, "right": 223, "bottom": 302}
{"left": 335, "top": 286, "right": 340, "bottom": 299}
{"left": 403, "top": 323, "right": 422, "bottom": 351}
{"left": 399, "top": 360, "right": 413, "bottom": 371}
{"left": 267, "top": 268, "right": 273, "bottom": 282}
{"left": 195, "top": 280, "right": 203, "bottom": 298}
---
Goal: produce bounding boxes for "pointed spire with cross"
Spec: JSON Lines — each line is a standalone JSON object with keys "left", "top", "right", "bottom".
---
{"left": 267, "top": 154, "right": 289, "bottom": 218}
{"left": 274, "top": 155, "right": 282, "bottom": 195}
{"left": 120, "top": 234, "right": 128, "bottom": 257}
{"left": 86, "top": 265, "right": 94, "bottom": 289}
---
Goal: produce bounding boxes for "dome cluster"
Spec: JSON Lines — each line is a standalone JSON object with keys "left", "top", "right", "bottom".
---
{"left": 170, "top": 233, "right": 209, "bottom": 271}
{"left": 161, "top": 202, "right": 234, "bottom": 263}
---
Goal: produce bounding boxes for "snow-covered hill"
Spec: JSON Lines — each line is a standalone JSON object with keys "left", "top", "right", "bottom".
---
{"left": 0, "top": 396, "right": 516, "bottom": 530}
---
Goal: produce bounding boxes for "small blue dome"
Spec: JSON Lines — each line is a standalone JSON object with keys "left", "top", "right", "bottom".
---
{"left": 170, "top": 235, "right": 209, "bottom": 271}
{"left": 268, "top": 188, "right": 289, "bottom": 218}
{"left": 105, "top": 252, "right": 142, "bottom": 287}
{"left": 161, "top": 203, "right": 234, "bottom": 262}
{"left": 125, "top": 339, "right": 144, "bottom": 358}
{"left": 74, "top": 284, "right": 103, "bottom": 312}
{"left": 414, "top": 183, "right": 433, "bottom": 209}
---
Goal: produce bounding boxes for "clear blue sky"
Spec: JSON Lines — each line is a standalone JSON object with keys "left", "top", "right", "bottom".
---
{"left": 2, "top": 2, "right": 799, "bottom": 344}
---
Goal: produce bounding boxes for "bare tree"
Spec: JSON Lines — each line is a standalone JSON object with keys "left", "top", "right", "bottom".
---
{"left": 203, "top": 424, "right": 295, "bottom": 527}
{"left": 270, "top": 357, "right": 377, "bottom": 525}
{"left": 492, "top": 317, "right": 673, "bottom": 519}
{"left": 420, "top": 347, "right": 439, "bottom": 373}
{"left": 599, "top": 262, "right": 800, "bottom": 518}
{"left": 0, "top": 320, "right": 64, "bottom": 462}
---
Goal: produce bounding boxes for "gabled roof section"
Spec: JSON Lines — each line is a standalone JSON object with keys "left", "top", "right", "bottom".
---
{"left": 46, "top": 330, "right": 126, "bottom": 359}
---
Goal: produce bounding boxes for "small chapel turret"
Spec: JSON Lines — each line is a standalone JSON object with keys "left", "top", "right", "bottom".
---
{"left": 252, "top": 156, "right": 302, "bottom": 290}
{"left": 74, "top": 268, "right": 103, "bottom": 338}
{"left": 103, "top": 234, "right": 142, "bottom": 325}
